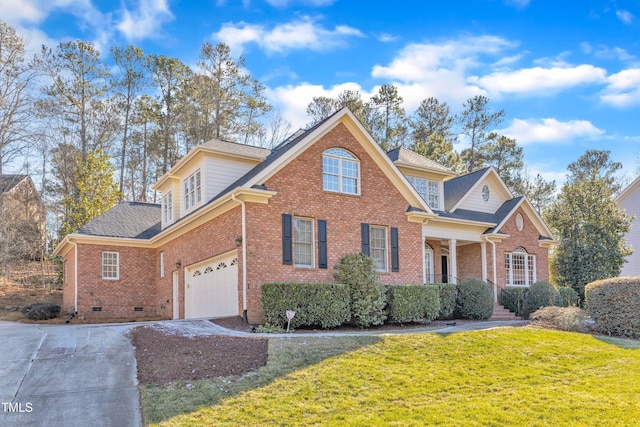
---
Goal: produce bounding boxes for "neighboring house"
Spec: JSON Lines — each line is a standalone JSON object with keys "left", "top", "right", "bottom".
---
{"left": 617, "top": 176, "right": 640, "bottom": 276}
{"left": 0, "top": 174, "right": 46, "bottom": 261}
{"left": 54, "top": 108, "right": 556, "bottom": 322}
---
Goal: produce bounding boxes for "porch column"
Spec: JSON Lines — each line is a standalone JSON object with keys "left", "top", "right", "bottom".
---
{"left": 481, "top": 241, "right": 487, "bottom": 282}
{"left": 449, "top": 239, "right": 457, "bottom": 284}
{"left": 491, "top": 240, "right": 498, "bottom": 303}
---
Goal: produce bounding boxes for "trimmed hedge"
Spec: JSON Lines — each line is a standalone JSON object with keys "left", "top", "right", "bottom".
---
{"left": 557, "top": 286, "right": 580, "bottom": 307}
{"left": 261, "top": 282, "right": 350, "bottom": 329}
{"left": 500, "top": 287, "right": 527, "bottom": 316}
{"left": 526, "top": 281, "right": 561, "bottom": 313}
{"left": 21, "top": 302, "right": 61, "bottom": 320}
{"left": 456, "top": 278, "right": 494, "bottom": 320}
{"left": 386, "top": 285, "right": 440, "bottom": 323}
{"left": 586, "top": 277, "right": 640, "bottom": 338}
{"left": 432, "top": 283, "right": 456, "bottom": 319}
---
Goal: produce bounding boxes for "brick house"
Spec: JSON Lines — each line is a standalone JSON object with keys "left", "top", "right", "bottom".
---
{"left": 54, "top": 109, "right": 556, "bottom": 322}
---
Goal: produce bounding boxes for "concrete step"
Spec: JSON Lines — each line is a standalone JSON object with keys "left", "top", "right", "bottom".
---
{"left": 489, "top": 303, "right": 521, "bottom": 321}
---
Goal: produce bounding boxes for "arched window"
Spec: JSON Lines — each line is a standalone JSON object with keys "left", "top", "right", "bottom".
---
{"left": 424, "top": 242, "right": 435, "bottom": 283}
{"left": 322, "top": 148, "right": 359, "bottom": 195}
{"left": 504, "top": 247, "right": 536, "bottom": 286}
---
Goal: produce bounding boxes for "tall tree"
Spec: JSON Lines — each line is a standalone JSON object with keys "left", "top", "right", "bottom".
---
{"left": 61, "top": 148, "right": 122, "bottom": 236}
{"left": 306, "top": 89, "right": 375, "bottom": 133}
{"left": 566, "top": 149, "right": 623, "bottom": 193}
{"left": 147, "top": 54, "right": 191, "bottom": 173}
{"left": 522, "top": 173, "right": 556, "bottom": 214}
{"left": 111, "top": 45, "right": 148, "bottom": 194}
{"left": 482, "top": 135, "right": 525, "bottom": 192}
{"left": 40, "top": 40, "right": 110, "bottom": 162}
{"left": 0, "top": 21, "right": 39, "bottom": 174}
{"left": 240, "top": 79, "right": 272, "bottom": 145}
{"left": 370, "top": 84, "right": 407, "bottom": 151}
{"left": 546, "top": 149, "right": 632, "bottom": 300}
{"left": 458, "top": 95, "right": 505, "bottom": 172}
{"left": 410, "top": 97, "right": 460, "bottom": 170}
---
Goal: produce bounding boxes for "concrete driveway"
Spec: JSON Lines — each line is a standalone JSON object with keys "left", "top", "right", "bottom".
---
{"left": 0, "top": 321, "right": 141, "bottom": 427}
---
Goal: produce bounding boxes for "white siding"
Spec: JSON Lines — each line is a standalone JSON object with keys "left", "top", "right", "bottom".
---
{"left": 204, "top": 156, "right": 257, "bottom": 201}
{"left": 619, "top": 189, "right": 640, "bottom": 276}
{"left": 457, "top": 177, "right": 509, "bottom": 213}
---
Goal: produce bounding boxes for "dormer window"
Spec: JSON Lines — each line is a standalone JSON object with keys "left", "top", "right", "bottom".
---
{"left": 406, "top": 176, "right": 440, "bottom": 210}
{"left": 162, "top": 191, "right": 173, "bottom": 224}
{"left": 322, "top": 148, "right": 359, "bottom": 195}
{"left": 184, "top": 169, "right": 202, "bottom": 210}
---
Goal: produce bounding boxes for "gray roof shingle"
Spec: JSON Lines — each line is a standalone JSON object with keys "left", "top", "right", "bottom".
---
{"left": 76, "top": 202, "right": 161, "bottom": 239}
{"left": 386, "top": 147, "right": 453, "bottom": 174}
{"left": 443, "top": 167, "right": 490, "bottom": 211}
{"left": 202, "top": 139, "right": 270, "bottom": 159}
{"left": 0, "top": 174, "right": 27, "bottom": 193}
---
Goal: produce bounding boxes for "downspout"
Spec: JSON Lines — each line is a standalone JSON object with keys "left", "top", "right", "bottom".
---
{"left": 488, "top": 238, "right": 498, "bottom": 303}
{"left": 231, "top": 194, "right": 248, "bottom": 322}
{"left": 72, "top": 239, "right": 78, "bottom": 313}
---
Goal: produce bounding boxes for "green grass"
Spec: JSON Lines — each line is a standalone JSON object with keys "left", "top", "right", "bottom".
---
{"left": 150, "top": 328, "right": 640, "bottom": 426}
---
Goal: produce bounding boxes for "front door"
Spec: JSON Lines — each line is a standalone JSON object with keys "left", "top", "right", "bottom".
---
{"left": 441, "top": 255, "right": 449, "bottom": 283}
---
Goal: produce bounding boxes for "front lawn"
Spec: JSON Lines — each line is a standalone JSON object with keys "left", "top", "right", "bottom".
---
{"left": 152, "top": 328, "right": 640, "bottom": 426}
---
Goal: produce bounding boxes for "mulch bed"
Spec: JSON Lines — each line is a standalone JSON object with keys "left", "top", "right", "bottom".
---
{"left": 130, "top": 327, "right": 269, "bottom": 385}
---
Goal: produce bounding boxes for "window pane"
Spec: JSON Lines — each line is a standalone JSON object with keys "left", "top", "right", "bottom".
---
{"left": 325, "top": 148, "right": 355, "bottom": 159}
{"left": 371, "top": 227, "right": 387, "bottom": 271}
{"left": 342, "top": 177, "right": 357, "bottom": 194}
{"left": 322, "top": 156, "right": 339, "bottom": 174}
{"left": 428, "top": 180, "right": 440, "bottom": 209}
{"left": 323, "top": 174, "right": 339, "bottom": 191}
{"left": 512, "top": 253, "right": 525, "bottom": 285}
{"left": 102, "top": 252, "right": 118, "bottom": 279}
{"left": 294, "top": 218, "right": 313, "bottom": 267}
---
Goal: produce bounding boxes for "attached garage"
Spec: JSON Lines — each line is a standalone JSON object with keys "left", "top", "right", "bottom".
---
{"left": 184, "top": 251, "right": 239, "bottom": 319}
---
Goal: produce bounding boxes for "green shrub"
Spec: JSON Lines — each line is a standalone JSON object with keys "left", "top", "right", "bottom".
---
{"left": 455, "top": 278, "right": 494, "bottom": 320}
{"left": 432, "top": 283, "right": 456, "bottom": 319}
{"left": 500, "top": 287, "right": 527, "bottom": 316}
{"left": 586, "top": 277, "right": 640, "bottom": 338}
{"left": 530, "top": 306, "right": 591, "bottom": 333}
{"left": 526, "top": 281, "right": 561, "bottom": 313}
{"left": 387, "top": 285, "right": 440, "bottom": 323}
{"left": 557, "top": 286, "right": 579, "bottom": 307}
{"left": 21, "top": 302, "right": 61, "bottom": 320}
{"left": 261, "top": 282, "right": 350, "bottom": 329}
{"left": 334, "top": 253, "right": 387, "bottom": 327}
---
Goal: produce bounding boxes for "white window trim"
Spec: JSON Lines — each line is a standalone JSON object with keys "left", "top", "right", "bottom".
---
{"left": 184, "top": 169, "right": 202, "bottom": 211}
{"left": 424, "top": 242, "right": 435, "bottom": 284}
{"left": 162, "top": 191, "right": 173, "bottom": 224}
{"left": 293, "top": 217, "right": 314, "bottom": 268}
{"left": 102, "top": 251, "right": 119, "bottom": 280}
{"left": 160, "top": 252, "right": 165, "bottom": 278}
{"left": 406, "top": 175, "right": 441, "bottom": 210}
{"left": 371, "top": 225, "right": 388, "bottom": 272}
{"left": 322, "top": 149, "right": 360, "bottom": 195}
{"left": 505, "top": 248, "right": 536, "bottom": 287}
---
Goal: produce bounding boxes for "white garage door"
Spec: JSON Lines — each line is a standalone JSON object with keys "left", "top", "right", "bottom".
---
{"left": 185, "top": 251, "right": 239, "bottom": 319}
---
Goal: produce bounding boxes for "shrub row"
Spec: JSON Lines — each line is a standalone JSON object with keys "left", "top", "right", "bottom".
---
{"left": 500, "top": 283, "right": 579, "bottom": 318}
{"left": 385, "top": 285, "right": 439, "bottom": 323}
{"left": 455, "top": 277, "right": 494, "bottom": 320}
{"left": 586, "top": 277, "right": 640, "bottom": 338}
{"left": 500, "top": 287, "right": 527, "bottom": 316}
{"left": 434, "top": 283, "right": 457, "bottom": 319}
{"left": 261, "top": 282, "right": 350, "bottom": 329}
{"left": 21, "top": 302, "right": 61, "bottom": 320}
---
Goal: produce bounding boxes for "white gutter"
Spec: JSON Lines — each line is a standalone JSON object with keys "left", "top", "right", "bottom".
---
{"left": 231, "top": 194, "right": 248, "bottom": 320}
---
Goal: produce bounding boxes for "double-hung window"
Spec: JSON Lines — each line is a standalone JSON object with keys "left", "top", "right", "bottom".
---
{"left": 294, "top": 217, "right": 313, "bottom": 268}
{"left": 505, "top": 248, "right": 536, "bottom": 286}
{"left": 162, "top": 192, "right": 173, "bottom": 224}
{"left": 184, "top": 170, "right": 202, "bottom": 210}
{"left": 322, "top": 148, "right": 359, "bottom": 195}
{"left": 371, "top": 226, "right": 387, "bottom": 271}
{"left": 406, "top": 176, "right": 440, "bottom": 210}
{"left": 102, "top": 251, "right": 119, "bottom": 280}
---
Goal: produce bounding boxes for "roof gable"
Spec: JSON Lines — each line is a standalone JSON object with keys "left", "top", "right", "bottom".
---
{"left": 485, "top": 196, "right": 555, "bottom": 241}
{"left": 387, "top": 147, "right": 456, "bottom": 177}
{"left": 0, "top": 174, "right": 28, "bottom": 194}
{"left": 617, "top": 174, "right": 640, "bottom": 203}
{"left": 445, "top": 167, "right": 512, "bottom": 213}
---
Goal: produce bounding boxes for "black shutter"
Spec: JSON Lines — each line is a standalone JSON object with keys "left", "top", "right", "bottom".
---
{"left": 391, "top": 227, "right": 399, "bottom": 272}
{"left": 282, "top": 214, "right": 292, "bottom": 265}
{"left": 318, "top": 219, "right": 327, "bottom": 269}
{"left": 361, "top": 223, "right": 370, "bottom": 256}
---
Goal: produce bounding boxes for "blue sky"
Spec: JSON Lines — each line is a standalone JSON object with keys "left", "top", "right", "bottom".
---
{"left": 3, "top": 0, "right": 640, "bottom": 185}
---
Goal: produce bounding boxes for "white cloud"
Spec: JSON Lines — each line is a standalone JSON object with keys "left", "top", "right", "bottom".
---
{"left": 470, "top": 64, "right": 607, "bottom": 96}
{"left": 499, "top": 118, "right": 605, "bottom": 145}
{"left": 0, "top": 0, "right": 46, "bottom": 25}
{"left": 117, "top": 0, "right": 174, "bottom": 41}
{"left": 616, "top": 9, "right": 634, "bottom": 24}
{"left": 601, "top": 68, "right": 640, "bottom": 107}
{"left": 215, "top": 16, "right": 363, "bottom": 55}
{"left": 266, "top": 81, "right": 365, "bottom": 129}
{"left": 376, "top": 33, "right": 399, "bottom": 43}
